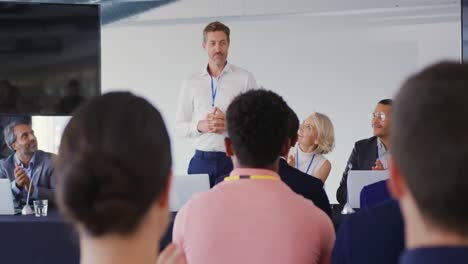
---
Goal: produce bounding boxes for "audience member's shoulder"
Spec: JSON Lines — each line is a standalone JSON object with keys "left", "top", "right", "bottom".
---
{"left": 343, "top": 199, "right": 401, "bottom": 230}
{"left": 0, "top": 154, "right": 14, "bottom": 167}
{"left": 36, "top": 150, "right": 57, "bottom": 161}
{"left": 300, "top": 170, "right": 324, "bottom": 187}
{"left": 279, "top": 159, "right": 323, "bottom": 187}
{"left": 39, "top": 150, "right": 56, "bottom": 157}
{"left": 334, "top": 200, "right": 404, "bottom": 264}
{"left": 364, "top": 179, "right": 386, "bottom": 190}
{"left": 293, "top": 169, "right": 324, "bottom": 190}
{"left": 301, "top": 198, "right": 334, "bottom": 234}
{"left": 362, "top": 180, "right": 389, "bottom": 197}
{"left": 371, "top": 199, "right": 400, "bottom": 215}
{"left": 287, "top": 185, "right": 329, "bottom": 218}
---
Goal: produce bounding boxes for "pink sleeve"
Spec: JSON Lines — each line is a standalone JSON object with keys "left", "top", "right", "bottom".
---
{"left": 172, "top": 205, "right": 188, "bottom": 248}
{"left": 320, "top": 214, "right": 336, "bottom": 264}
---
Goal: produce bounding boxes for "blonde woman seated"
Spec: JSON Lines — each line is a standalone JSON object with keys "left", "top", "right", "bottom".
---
{"left": 288, "top": 112, "right": 335, "bottom": 183}
{"left": 55, "top": 92, "right": 184, "bottom": 264}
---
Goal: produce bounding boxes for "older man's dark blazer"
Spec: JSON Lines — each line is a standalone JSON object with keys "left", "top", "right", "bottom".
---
{"left": 0, "top": 150, "right": 56, "bottom": 208}
{"left": 336, "top": 136, "right": 378, "bottom": 205}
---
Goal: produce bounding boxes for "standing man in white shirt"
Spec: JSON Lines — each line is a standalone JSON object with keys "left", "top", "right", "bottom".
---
{"left": 175, "top": 21, "right": 258, "bottom": 187}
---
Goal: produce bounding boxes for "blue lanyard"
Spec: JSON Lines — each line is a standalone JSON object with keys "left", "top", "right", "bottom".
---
{"left": 296, "top": 148, "right": 315, "bottom": 175}
{"left": 210, "top": 76, "right": 218, "bottom": 108}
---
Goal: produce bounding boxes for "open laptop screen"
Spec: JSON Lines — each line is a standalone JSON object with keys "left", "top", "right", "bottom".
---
{"left": 0, "top": 179, "right": 15, "bottom": 215}
{"left": 169, "top": 174, "right": 210, "bottom": 212}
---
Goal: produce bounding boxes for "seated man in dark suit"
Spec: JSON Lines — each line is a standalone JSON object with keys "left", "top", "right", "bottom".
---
{"left": 360, "top": 179, "right": 390, "bottom": 209}
{"left": 390, "top": 62, "right": 468, "bottom": 263}
{"left": 278, "top": 106, "right": 332, "bottom": 217}
{"left": 332, "top": 199, "right": 404, "bottom": 264}
{"left": 336, "top": 99, "right": 392, "bottom": 205}
{"left": 0, "top": 120, "right": 56, "bottom": 208}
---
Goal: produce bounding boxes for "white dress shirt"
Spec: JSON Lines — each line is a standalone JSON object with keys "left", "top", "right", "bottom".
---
{"left": 377, "top": 137, "right": 390, "bottom": 169}
{"left": 176, "top": 63, "right": 257, "bottom": 152}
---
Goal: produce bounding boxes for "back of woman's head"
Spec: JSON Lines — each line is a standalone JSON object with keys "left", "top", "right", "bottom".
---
{"left": 55, "top": 92, "right": 171, "bottom": 237}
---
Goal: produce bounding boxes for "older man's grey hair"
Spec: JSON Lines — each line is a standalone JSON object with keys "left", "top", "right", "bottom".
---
{"left": 4, "top": 120, "right": 31, "bottom": 151}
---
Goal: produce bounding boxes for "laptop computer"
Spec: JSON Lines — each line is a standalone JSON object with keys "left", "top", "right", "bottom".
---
{"left": 346, "top": 170, "right": 389, "bottom": 209}
{"left": 169, "top": 174, "right": 210, "bottom": 212}
{"left": 0, "top": 179, "right": 16, "bottom": 215}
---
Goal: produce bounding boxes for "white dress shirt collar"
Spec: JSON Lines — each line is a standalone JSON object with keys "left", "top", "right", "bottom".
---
{"left": 201, "top": 62, "right": 233, "bottom": 77}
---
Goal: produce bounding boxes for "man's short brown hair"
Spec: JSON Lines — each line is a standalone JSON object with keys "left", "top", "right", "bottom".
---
{"left": 203, "top": 21, "right": 230, "bottom": 43}
{"left": 392, "top": 61, "right": 468, "bottom": 235}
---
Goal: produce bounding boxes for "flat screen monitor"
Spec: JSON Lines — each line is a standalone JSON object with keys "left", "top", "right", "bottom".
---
{"left": 0, "top": 2, "right": 100, "bottom": 115}
{"left": 463, "top": 0, "right": 468, "bottom": 61}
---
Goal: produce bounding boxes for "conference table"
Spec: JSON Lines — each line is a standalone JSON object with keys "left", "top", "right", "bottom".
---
{"left": 0, "top": 210, "right": 176, "bottom": 264}
{"left": 0, "top": 206, "right": 350, "bottom": 263}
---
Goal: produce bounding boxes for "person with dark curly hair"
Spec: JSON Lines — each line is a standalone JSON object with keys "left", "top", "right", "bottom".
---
{"left": 55, "top": 92, "right": 184, "bottom": 264}
{"left": 173, "top": 89, "right": 334, "bottom": 264}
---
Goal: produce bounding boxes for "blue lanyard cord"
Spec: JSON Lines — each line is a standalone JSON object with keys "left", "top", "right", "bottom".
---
{"left": 210, "top": 76, "right": 218, "bottom": 108}
{"left": 296, "top": 147, "right": 315, "bottom": 175}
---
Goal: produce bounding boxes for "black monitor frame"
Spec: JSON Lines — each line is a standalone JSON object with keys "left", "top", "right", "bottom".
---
{"left": 0, "top": 2, "right": 101, "bottom": 116}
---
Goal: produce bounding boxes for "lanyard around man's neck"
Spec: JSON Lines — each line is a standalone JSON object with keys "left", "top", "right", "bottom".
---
{"left": 224, "top": 175, "right": 279, "bottom": 182}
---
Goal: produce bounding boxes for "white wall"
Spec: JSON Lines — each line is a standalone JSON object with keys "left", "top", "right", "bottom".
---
{"left": 34, "top": 1, "right": 461, "bottom": 203}
{"left": 32, "top": 116, "right": 70, "bottom": 154}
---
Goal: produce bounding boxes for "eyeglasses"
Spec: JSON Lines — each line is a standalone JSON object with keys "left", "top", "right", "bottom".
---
{"left": 369, "top": 112, "right": 386, "bottom": 121}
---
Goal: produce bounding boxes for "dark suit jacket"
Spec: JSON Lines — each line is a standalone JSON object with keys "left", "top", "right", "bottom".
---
{"left": 400, "top": 247, "right": 468, "bottom": 264}
{"left": 0, "top": 150, "right": 56, "bottom": 208}
{"left": 332, "top": 199, "right": 404, "bottom": 264}
{"left": 336, "top": 136, "right": 378, "bottom": 204}
{"left": 278, "top": 158, "right": 332, "bottom": 217}
{"left": 360, "top": 180, "right": 390, "bottom": 209}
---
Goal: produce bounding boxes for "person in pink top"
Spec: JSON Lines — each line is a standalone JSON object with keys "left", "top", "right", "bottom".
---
{"left": 173, "top": 89, "right": 335, "bottom": 264}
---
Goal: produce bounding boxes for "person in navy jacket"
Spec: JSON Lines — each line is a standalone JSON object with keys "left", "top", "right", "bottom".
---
{"left": 332, "top": 199, "right": 404, "bottom": 264}
{"left": 360, "top": 180, "right": 391, "bottom": 209}
{"left": 390, "top": 62, "right": 468, "bottom": 264}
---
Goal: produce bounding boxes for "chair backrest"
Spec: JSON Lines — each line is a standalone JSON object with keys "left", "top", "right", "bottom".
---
{"left": 169, "top": 174, "right": 210, "bottom": 212}
{"left": 0, "top": 179, "right": 15, "bottom": 215}
{"left": 347, "top": 170, "right": 389, "bottom": 208}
